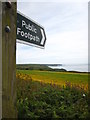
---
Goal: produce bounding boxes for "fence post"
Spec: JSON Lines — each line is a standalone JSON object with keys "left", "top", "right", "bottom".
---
{"left": 1, "top": 1, "right": 17, "bottom": 118}
{"left": 0, "top": 1, "right": 2, "bottom": 119}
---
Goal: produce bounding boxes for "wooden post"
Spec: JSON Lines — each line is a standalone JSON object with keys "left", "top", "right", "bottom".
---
{"left": 0, "top": 1, "right": 2, "bottom": 119}
{"left": 1, "top": 1, "right": 17, "bottom": 118}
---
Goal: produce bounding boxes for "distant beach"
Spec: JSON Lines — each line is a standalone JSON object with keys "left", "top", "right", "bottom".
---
{"left": 48, "top": 64, "right": 89, "bottom": 72}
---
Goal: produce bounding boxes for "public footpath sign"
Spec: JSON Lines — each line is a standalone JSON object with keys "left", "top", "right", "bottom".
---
{"left": 17, "top": 11, "right": 46, "bottom": 48}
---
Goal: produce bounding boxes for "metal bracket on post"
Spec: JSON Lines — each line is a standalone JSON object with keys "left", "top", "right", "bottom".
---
{"left": 5, "top": 25, "right": 11, "bottom": 33}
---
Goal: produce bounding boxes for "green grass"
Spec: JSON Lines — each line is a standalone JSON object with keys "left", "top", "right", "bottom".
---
{"left": 17, "top": 70, "right": 88, "bottom": 88}
{"left": 16, "top": 74, "right": 89, "bottom": 119}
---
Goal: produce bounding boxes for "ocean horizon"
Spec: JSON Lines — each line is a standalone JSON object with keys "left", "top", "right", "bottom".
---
{"left": 48, "top": 64, "right": 89, "bottom": 72}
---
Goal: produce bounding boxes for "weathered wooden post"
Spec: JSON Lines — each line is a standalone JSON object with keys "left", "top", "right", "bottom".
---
{"left": 0, "top": 1, "right": 17, "bottom": 118}
{"left": 0, "top": 1, "right": 2, "bottom": 119}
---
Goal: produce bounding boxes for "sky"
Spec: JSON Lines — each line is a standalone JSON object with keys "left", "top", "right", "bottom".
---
{"left": 16, "top": 0, "right": 88, "bottom": 65}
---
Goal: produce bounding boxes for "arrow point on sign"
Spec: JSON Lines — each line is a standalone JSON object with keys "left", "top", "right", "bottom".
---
{"left": 40, "top": 29, "right": 45, "bottom": 45}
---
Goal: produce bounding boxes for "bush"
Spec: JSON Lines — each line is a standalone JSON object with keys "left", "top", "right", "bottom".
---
{"left": 16, "top": 76, "right": 88, "bottom": 119}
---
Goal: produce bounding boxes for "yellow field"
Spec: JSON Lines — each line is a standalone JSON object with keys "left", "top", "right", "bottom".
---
{"left": 16, "top": 70, "right": 88, "bottom": 91}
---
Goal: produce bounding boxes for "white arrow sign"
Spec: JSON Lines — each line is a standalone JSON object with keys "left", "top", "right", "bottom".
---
{"left": 40, "top": 28, "right": 45, "bottom": 45}
{"left": 17, "top": 11, "right": 46, "bottom": 49}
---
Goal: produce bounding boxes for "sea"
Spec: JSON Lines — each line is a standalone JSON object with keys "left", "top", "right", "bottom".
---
{"left": 48, "top": 64, "right": 89, "bottom": 72}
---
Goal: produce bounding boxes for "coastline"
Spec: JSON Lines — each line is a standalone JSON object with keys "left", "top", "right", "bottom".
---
{"left": 48, "top": 64, "right": 89, "bottom": 73}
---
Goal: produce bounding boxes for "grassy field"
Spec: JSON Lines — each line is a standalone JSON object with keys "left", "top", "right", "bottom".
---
{"left": 16, "top": 70, "right": 89, "bottom": 119}
{"left": 16, "top": 70, "right": 88, "bottom": 91}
